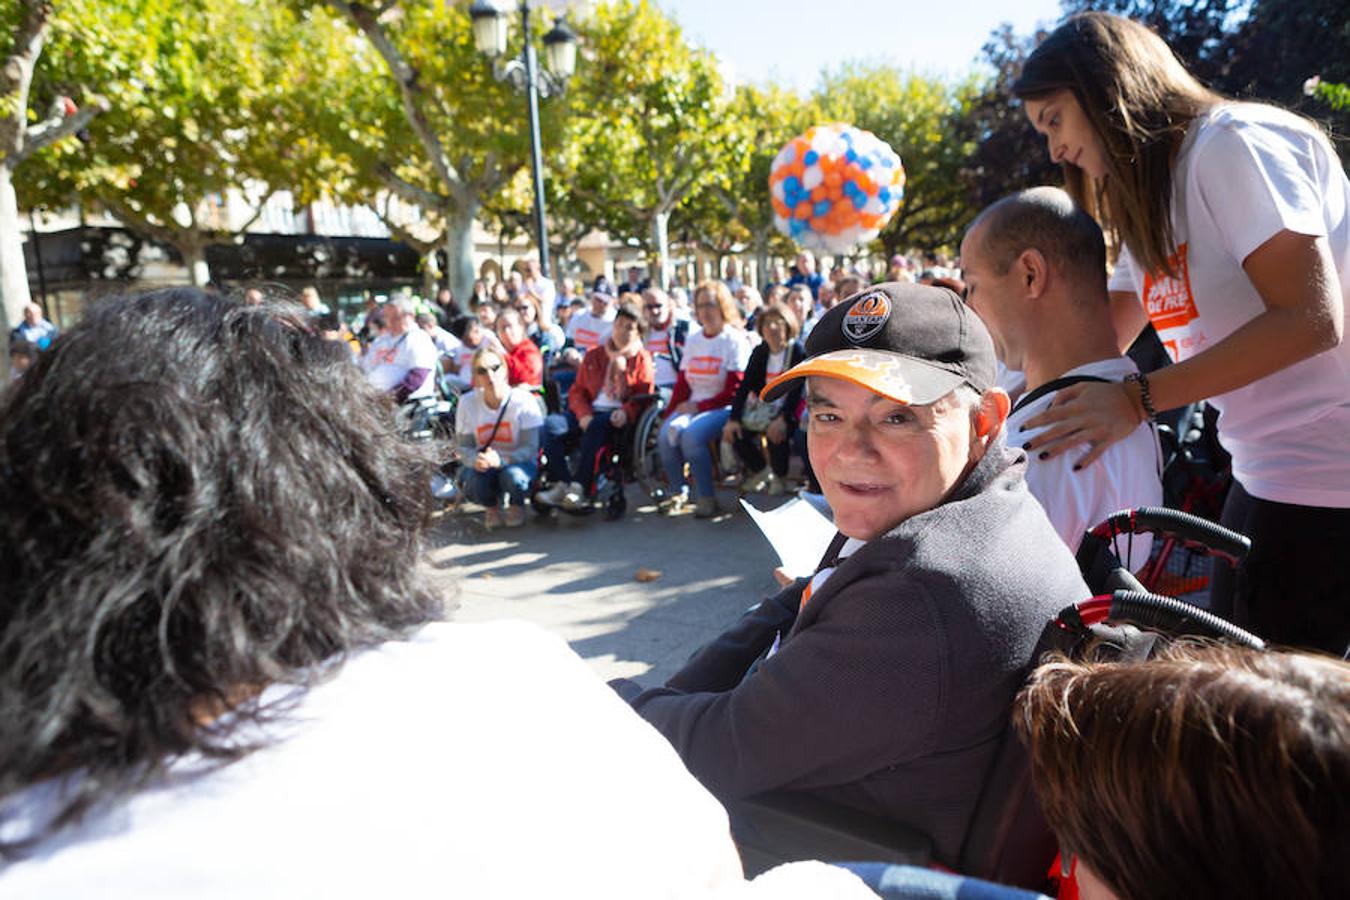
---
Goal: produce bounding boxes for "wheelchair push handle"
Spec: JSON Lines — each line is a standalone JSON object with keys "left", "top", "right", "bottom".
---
{"left": 1092, "top": 506, "right": 1251, "bottom": 565}
{"left": 1110, "top": 590, "right": 1266, "bottom": 650}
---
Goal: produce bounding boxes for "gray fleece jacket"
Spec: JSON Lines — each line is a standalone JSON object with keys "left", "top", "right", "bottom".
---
{"left": 616, "top": 440, "right": 1088, "bottom": 865}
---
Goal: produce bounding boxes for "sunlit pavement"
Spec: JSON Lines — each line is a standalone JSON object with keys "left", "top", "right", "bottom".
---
{"left": 423, "top": 485, "right": 789, "bottom": 686}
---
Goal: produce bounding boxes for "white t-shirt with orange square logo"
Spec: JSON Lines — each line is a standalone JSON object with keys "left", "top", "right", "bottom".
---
{"left": 454, "top": 386, "right": 544, "bottom": 461}
{"left": 680, "top": 327, "right": 751, "bottom": 403}
{"left": 565, "top": 310, "right": 615, "bottom": 354}
{"left": 1109, "top": 103, "right": 1350, "bottom": 507}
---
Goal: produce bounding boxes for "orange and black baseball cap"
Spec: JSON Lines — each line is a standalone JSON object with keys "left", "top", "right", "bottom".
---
{"left": 762, "top": 282, "right": 996, "bottom": 406}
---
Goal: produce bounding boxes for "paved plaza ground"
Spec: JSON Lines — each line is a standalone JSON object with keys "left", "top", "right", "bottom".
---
{"left": 423, "top": 485, "right": 789, "bottom": 686}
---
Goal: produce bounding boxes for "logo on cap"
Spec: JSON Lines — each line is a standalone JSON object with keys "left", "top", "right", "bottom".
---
{"left": 841, "top": 291, "right": 891, "bottom": 344}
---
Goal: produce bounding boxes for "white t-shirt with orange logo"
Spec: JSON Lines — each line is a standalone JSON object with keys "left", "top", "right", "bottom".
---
{"left": 566, "top": 309, "right": 615, "bottom": 354}
{"left": 680, "top": 327, "right": 751, "bottom": 403}
{"left": 646, "top": 326, "right": 680, "bottom": 387}
{"left": 1109, "top": 103, "right": 1350, "bottom": 507}
{"left": 361, "top": 328, "right": 439, "bottom": 399}
{"left": 454, "top": 386, "right": 544, "bottom": 463}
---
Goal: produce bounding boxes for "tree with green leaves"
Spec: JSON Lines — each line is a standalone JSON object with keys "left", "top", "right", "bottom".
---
{"left": 563, "top": 0, "right": 739, "bottom": 288}
{"left": 0, "top": 0, "right": 105, "bottom": 334}
{"left": 295, "top": 0, "right": 561, "bottom": 303}
{"left": 16, "top": 0, "right": 331, "bottom": 288}
{"left": 814, "top": 63, "right": 981, "bottom": 256}
{"left": 958, "top": 24, "right": 1061, "bottom": 214}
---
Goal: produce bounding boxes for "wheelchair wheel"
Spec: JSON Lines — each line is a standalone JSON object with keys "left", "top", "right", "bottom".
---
{"left": 604, "top": 484, "right": 627, "bottom": 520}
{"left": 633, "top": 403, "right": 665, "bottom": 499}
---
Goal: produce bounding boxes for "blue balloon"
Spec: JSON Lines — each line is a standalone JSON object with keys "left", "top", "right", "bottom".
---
{"left": 803, "top": 150, "right": 819, "bottom": 166}
{"left": 813, "top": 200, "right": 832, "bottom": 217}
{"left": 878, "top": 188, "right": 890, "bottom": 203}
{"left": 845, "top": 148, "right": 858, "bottom": 163}
{"left": 783, "top": 175, "right": 802, "bottom": 195}
{"left": 851, "top": 193, "right": 866, "bottom": 210}
{"left": 859, "top": 157, "right": 874, "bottom": 170}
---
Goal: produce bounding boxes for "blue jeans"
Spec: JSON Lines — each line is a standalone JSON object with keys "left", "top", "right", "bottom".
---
{"left": 658, "top": 406, "right": 729, "bottom": 499}
{"left": 458, "top": 461, "right": 536, "bottom": 507}
{"left": 837, "top": 864, "right": 1050, "bottom": 899}
{"left": 542, "top": 411, "right": 618, "bottom": 493}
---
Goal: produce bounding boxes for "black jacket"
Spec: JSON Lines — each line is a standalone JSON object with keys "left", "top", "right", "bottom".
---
{"left": 614, "top": 442, "right": 1088, "bottom": 865}
{"left": 729, "top": 340, "right": 806, "bottom": 427}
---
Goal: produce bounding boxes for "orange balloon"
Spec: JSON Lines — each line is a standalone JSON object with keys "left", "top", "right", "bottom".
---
{"left": 810, "top": 216, "right": 827, "bottom": 231}
{"left": 772, "top": 197, "right": 790, "bottom": 218}
{"left": 795, "top": 201, "right": 813, "bottom": 219}
{"left": 810, "top": 185, "right": 828, "bottom": 202}
{"left": 823, "top": 171, "right": 842, "bottom": 189}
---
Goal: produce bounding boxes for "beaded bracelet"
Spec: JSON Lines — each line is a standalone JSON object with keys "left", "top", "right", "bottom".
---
{"left": 1124, "top": 372, "right": 1157, "bottom": 424}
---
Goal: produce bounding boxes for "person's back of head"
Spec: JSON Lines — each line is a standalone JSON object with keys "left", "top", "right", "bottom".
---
{"left": 0, "top": 287, "right": 442, "bottom": 857}
{"left": 967, "top": 186, "right": 1107, "bottom": 297}
{"left": 1017, "top": 643, "right": 1350, "bottom": 900}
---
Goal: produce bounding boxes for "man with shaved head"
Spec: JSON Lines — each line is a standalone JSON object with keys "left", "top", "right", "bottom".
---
{"left": 960, "top": 186, "right": 1161, "bottom": 566}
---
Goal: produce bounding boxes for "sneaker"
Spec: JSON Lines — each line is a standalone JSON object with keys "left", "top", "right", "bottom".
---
{"left": 536, "top": 482, "right": 569, "bottom": 507}
{"left": 503, "top": 506, "right": 527, "bottom": 528}
{"left": 766, "top": 473, "right": 786, "bottom": 496}
{"left": 483, "top": 507, "right": 504, "bottom": 530}
{"left": 740, "top": 468, "right": 772, "bottom": 494}
{"left": 694, "top": 496, "right": 719, "bottom": 518}
{"left": 662, "top": 491, "right": 691, "bottom": 515}
{"left": 558, "top": 483, "right": 590, "bottom": 512}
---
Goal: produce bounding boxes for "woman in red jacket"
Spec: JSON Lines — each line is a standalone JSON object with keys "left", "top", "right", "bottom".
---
{"left": 495, "top": 308, "right": 543, "bottom": 388}
{"left": 657, "top": 281, "right": 750, "bottom": 518}
{"left": 538, "top": 302, "right": 655, "bottom": 510}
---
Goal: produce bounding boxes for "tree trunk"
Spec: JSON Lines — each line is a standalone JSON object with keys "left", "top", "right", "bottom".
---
{"left": 180, "top": 243, "right": 211, "bottom": 287}
{"left": 650, "top": 210, "right": 671, "bottom": 290}
{"left": 753, "top": 230, "right": 772, "bottom": 292}
{"left": 0, "top": 165, "right": 33, "bottom": 344}
{"left": 420, "top": 248, "right": 441, "bottom": 302}
{"left": 444, "top": 201, "right": 477, "bottom": 308}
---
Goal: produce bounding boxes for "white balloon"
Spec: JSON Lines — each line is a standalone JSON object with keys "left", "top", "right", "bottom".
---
{"left": 802, "top": 165, "right": 823, "bottom": 191}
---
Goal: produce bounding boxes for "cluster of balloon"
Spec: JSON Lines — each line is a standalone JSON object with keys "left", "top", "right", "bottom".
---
{"left": 769, "top": 124, "right": 906, "bottom": 254}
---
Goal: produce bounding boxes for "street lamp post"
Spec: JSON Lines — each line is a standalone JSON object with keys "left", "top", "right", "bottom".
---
{"left": 468, "top": 1, "right": 577, "bottom": 279}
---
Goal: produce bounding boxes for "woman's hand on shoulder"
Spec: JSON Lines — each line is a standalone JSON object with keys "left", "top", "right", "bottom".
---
{"left": 1021, "top": 381, "right": 1143, "bottom": 469}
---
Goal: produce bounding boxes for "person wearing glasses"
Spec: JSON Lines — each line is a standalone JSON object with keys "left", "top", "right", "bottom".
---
{"left": 641, "top": 286, "right": 690, "bottom": 395}
{"left": 657, "top": 280, "right": 750, "bottom": 518}
{"left": 454, "top": 347, "right": 543, "bottom": 529}
{"left": 515, "top": 292, "right": 564, "bottom": 357}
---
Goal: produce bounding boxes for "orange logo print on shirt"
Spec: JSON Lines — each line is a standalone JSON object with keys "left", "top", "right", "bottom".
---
{"left": 476, "top": 421, "right": 514, "bottom": 448}
{"left": 1141, "top": 243, "right": 1199, "bottom": 332}
{"left": 575, "top": 328, "right": 601, "bottom": 350}
{"left": 686, "top": 355, "right": 722, "bottom": 377}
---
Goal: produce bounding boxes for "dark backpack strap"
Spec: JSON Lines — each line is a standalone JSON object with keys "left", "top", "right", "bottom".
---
{"left": 1011, "top": 374, "right": 1110, "bottom": 417}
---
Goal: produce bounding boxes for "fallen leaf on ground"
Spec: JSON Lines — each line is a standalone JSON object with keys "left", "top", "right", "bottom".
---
{"left": 635, "top": 568, "right": 662, "bottom": 583}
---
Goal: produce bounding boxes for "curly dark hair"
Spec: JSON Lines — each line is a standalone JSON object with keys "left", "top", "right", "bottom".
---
{"left": 0, "top": 288, "right": 444, "bottom": 855}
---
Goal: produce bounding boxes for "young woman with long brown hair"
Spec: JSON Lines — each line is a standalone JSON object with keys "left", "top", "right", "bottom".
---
{"left": 1012, "top": 12, "right": 1350, "bottom": 655}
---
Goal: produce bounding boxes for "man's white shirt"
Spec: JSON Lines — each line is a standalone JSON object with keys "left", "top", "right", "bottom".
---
{"left": 1004, "top": 358, "right": 1163, "bottom": 570}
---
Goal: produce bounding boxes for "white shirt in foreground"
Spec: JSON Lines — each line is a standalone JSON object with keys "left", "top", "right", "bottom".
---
{"left": 0, "top": 621, "right": 873, "bottom": 899}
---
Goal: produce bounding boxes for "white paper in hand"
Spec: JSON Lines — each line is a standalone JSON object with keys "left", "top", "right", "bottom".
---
{"left": 739, "top": 497, "right": 837, "bottom": 579}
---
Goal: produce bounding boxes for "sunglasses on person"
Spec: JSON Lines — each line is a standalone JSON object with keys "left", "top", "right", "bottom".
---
{"left": 473, "top": 363, "right": 503, "bottom": 376}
